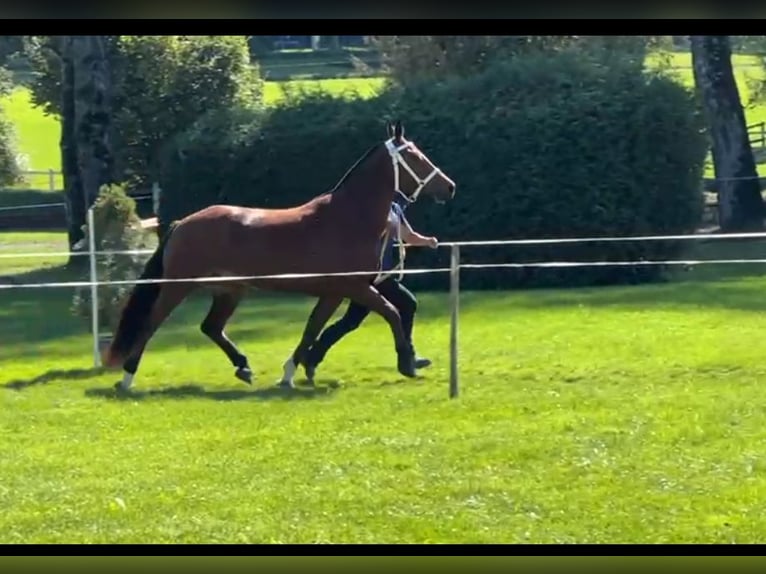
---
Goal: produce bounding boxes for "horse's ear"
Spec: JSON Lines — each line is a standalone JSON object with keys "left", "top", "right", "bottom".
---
{"left": 394, "top": 120, "right": 404, "bottom": 141}
{"left": 386, "top": 121, "right": 394, "bottom": 139}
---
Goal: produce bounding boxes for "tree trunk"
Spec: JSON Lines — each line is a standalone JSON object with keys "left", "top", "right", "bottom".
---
{"left": 59, "top": 37, "right": 87, "bottom": 267}
{"left": 691, "top": 35, "right": 764, "bottom": 231}
{"left": 71, "top": 34, "right": 114, "bottom": 219}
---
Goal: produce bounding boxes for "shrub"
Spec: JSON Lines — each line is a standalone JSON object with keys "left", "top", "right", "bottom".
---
{"left": 71, "top": 184, "right": 155, "bottom": 335}
{"left": 0, "top": 112, "right": 21, "bottom": 188}
{"left": 0, "top": 67, "right": 22, "bottom": 188}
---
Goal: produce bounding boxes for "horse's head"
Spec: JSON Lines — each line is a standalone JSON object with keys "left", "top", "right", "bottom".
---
{"left": 385, "top": 120, "right": 456, "bottom": 205}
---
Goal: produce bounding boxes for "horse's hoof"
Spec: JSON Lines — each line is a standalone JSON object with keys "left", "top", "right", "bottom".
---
{"left": 277, "top": 379, "right": 295, "bottom": 389}
{"left": 113, "top": 381, "right": 130, "bottom": 393}
{"left": 304, "top": 362, "right": 317, "bottom": 385}
{"left": 235, "top": 367, "right": 253, "bottom": 385}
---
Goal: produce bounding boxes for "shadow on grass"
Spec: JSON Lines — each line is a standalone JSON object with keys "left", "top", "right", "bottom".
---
{"left": 84, "top": 381, "right": 342, "bottom": 402}
{"left": 3, "top": 366, "right": 106, "bottom": 390}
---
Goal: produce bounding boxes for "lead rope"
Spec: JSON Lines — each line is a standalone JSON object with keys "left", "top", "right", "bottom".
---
{"left": 395, "top": 205, "right": 406, "bottom": 282}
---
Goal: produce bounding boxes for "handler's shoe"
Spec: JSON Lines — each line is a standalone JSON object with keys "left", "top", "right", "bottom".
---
{"left": 415, "top": 357, "right": 432, "bottom": 369}
{"left": 397, "top": 346, "right": 417, "bottom": 378}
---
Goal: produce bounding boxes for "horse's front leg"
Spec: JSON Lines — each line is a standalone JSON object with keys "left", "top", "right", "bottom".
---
{"left": 279, "top": 295, "right": 343, "bottom": 388}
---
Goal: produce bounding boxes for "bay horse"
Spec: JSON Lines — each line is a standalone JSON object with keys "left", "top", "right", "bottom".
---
{"left": 103, "top": 120, "right": 456, "bottom": 391}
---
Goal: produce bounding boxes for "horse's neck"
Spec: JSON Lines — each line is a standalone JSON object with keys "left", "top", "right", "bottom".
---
{"left": 332, "top": 147, "right": 395, "bottom": 235}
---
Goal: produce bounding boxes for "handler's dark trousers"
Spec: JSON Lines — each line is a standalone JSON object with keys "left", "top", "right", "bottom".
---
{"left": 307, "top": 277, "right": 418, "bottom": 366}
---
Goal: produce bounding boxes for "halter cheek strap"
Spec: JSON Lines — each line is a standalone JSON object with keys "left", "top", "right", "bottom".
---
{"left": 374, "top": 138, "right": 442, "bottom": 284}
{"left": 385, "top": 138, "right": 443, "bottom": 204}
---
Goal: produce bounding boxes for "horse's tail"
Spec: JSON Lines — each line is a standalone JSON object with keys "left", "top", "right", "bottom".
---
{"left": 103, "top": 222, "right": 179, "bottom": 368}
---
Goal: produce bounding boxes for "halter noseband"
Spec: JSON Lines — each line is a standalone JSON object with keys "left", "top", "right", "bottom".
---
{"left": 385, "top": 138, "right": 443, "bottom": 204}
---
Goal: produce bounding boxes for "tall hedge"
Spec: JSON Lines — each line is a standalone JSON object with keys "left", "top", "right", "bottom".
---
{"left": 160, "top": 51, "right": 708, "bottom": 290}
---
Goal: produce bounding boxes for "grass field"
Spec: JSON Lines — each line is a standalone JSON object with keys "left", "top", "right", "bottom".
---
{"left": 0, "top": 230, "right": 68, "bottom": 275}
{"left": 262, "top": 77, "right": 385, "bottom": 106}
{"left": 4, "top": 236, "right": 766, "bottom": 542}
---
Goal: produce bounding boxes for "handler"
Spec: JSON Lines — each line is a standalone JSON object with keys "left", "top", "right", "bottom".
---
{"left": 304, "top": 194, "right": 438, "bottom": 377}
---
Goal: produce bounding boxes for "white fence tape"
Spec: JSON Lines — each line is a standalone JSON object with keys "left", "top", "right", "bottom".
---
{"left": 1, "top": 258, "right": 765, "bottom": 291}
{"left": 0, "top": 195, "right": 154, "bottom": 214}
{"left": 5, "top": 229, "right": 766, "bottom": 260}
{"left": 0, "top": 202, "right": 66, "bottom": 213}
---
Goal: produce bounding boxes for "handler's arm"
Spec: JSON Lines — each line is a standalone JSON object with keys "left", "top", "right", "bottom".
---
{"left": 397, "top": 215, "right": 438, "bottom": 249}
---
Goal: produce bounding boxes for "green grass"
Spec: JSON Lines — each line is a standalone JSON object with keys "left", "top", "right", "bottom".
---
{"left": 5, "top": 251, "right": 766, "bottom": 542}
{"left": 0, "top": 87, "right": 62, "bottom": 189}
{"left": 0, "top": 230, "right": 68, "bottom": 275}
{"left": 262, "top": 77, "right": 385, "bottom": 106}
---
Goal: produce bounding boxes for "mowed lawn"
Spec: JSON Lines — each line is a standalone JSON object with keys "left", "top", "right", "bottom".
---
{"left": 0, "top": 230, "right": 68, "bottom": 275}
{"left": 0, "top": 88, "right": 63, "bottom": 189}
{"left": 4, "top": 246, "right": 766, "bottom": 542}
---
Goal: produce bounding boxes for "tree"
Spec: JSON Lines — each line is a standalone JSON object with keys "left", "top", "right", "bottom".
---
{"left": 26, "top": 35, "right": 261, "bottom": 190}
{"left": 21, "top": 36, "right": 115, "bottom": 263}
{"left": 24, "top": 35, "right": 261, "bottom": 252}
{"left": 0, "top": 65, "right": 22, "bottom": 187}
{"left": 691, "top": 35, "right": 764, "bottom": 231}
{"left": 72, "top": 35, "right": 115, "bottom": 239}
{"left": 110, "top": 35, "right": 262, "bottom": 189}
{"left": 371, "top": 36, "right": 670, "bottom": 86}
{"left": 0, "top": 68, "right": 21, "bottom": 188}
{"left": 730, "top": 36, "right": 766, "bottom": 54}
{"left": 0, "top": 36, "right": 24, "bottom": 66}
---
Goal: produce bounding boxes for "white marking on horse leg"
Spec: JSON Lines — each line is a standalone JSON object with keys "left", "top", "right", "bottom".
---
{"left": 120, "top": 371, "right": 135, "bottom": 391}
{"left": 280, "top": 356, "right": 297, "bottom": 386}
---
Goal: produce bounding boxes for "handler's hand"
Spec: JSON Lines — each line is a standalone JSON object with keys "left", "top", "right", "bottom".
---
{"left": 426, "top": 236, "right": 439, "bottom": 249}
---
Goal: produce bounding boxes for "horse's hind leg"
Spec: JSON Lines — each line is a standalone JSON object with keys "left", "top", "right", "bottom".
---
{"left": 279, "top": 295, "right": 343, "bottom": 388}
{"left": 119, "top": 343, "right": 147, "bottom": 391}
{"left": 200, "top": 290, "right": 252, "bottom": 384}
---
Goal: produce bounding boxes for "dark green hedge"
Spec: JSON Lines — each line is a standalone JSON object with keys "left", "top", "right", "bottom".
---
{"left": 160, "top": 51, "right": 708, "bottom": 290}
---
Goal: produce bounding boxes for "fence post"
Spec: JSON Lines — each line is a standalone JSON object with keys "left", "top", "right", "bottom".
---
{"left": 48, "top": 168, "right": 55, "bottom": 192}
{"left": 87, "top": 207, "right": 101, "bottom": 368}
{"left": 152, "top": 182, "right": 161, "bottom": 216}
{"left": 449, "top": 244, "right": 460, "bottom": 399}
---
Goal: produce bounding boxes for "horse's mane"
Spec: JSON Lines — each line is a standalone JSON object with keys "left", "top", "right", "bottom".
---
{"left": 329, "top": 141, "right": 383, "bottom": 194}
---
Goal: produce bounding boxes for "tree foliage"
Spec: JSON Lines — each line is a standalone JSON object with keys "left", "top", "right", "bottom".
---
{"left": 111, "top": 35, "right": 263, "bottom": 187}
{"left": 0, "top": 65, "right": 21, "bottom": 187}
{"left": 0, "top": 36, "right": 24, "bottom": 66}
{"left": 71, "top": 183, "right": 154, "bottom": 333}
{"left": 24, "top": 35, "right": 263, "bottom": 189}
{"left": 371, "top": 35, "right": 672, "bottom": 86}
{"left": 0, "top": 113, "right": 21, "bottom": 188}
